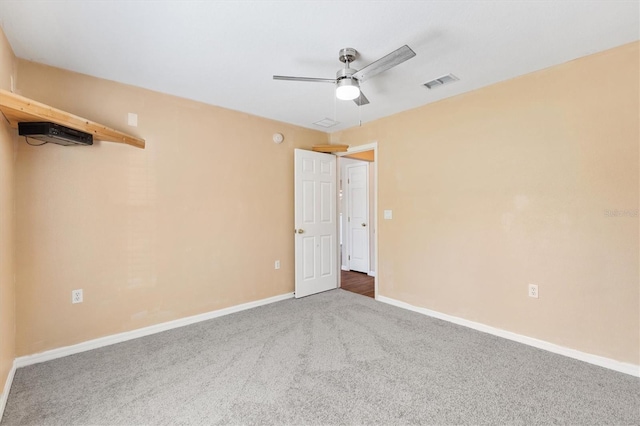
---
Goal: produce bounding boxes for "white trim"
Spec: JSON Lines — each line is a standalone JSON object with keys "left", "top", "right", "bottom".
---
{"left": 367, "top": 271, "right": 376, "bottom": 277}
{"left": 14, "top": 292, "right": 294, "bottom": 369}
{"left": 372, "top": 144, "right": 378, "bottom": 299}
{"left": 0, "top": 362, "right": 16, "bottom": 420}
{"left": 377, "top": 295, "right": 640, "bottom": 377}
{"left": 341, "top": 265, "right": 349, "bottom": 271}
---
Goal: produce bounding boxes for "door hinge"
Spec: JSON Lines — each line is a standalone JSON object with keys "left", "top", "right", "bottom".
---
{"left": 348, "top": 178, "right": 350, "bottom": 184}
{"left": 348, "top": 255, "right": 351, "bottom": 260}
{"left": 348, "top": 217, "right": 350, "bottom": 222}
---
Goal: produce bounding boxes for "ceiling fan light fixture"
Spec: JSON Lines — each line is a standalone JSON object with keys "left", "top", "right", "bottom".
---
{"left": 336, "top": 78, "right": 360, "bottom": 101}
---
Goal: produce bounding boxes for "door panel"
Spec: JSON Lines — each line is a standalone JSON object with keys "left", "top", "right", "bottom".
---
{"left": 302, "top": 237, "right": 315, "bottom": 280}
{"left": 295, "top": 149, "right": 337, "bottom": 298}
{"left": 320, "top": 182, "right": 332, "bottom": 221}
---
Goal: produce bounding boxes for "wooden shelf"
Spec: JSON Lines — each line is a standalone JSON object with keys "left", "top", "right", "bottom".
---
{"left": 0, "top": 89, "right": 145, "bottom": 149}
{"left": 312, "top": 144, "right": 349, "bottom": 153}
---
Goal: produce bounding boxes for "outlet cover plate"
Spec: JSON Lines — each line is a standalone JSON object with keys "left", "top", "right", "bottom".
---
{"left": 72, "top": 289, "right": 83, "bottom": 304}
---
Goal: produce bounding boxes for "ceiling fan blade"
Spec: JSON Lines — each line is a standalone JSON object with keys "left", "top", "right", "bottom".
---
{"left": 273, "top": 75, "right": 336, "bottom": 83}
{"left": 353, "top": 92, "right": 370, "bottom": 106}
{"left": 352, "top": 45, "right": 416, "bottom": 82}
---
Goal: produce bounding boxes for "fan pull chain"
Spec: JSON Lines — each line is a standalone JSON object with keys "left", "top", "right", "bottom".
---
{"left": 333, "top": 89, "right": 337, "bottom": 122}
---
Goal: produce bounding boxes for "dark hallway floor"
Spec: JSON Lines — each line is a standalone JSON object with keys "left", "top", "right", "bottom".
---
{"left": 340, "top": 270, "right": 374, "bottom": 298}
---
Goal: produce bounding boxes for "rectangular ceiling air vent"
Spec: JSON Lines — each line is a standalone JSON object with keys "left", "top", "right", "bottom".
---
{"left": 313, "top": 118, "right": 339, "bottom": 128}
{"left": 423, "top": 74, "right": 459, "bottom": 89}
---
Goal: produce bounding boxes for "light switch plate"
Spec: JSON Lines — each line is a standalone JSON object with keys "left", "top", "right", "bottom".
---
{"left": 384, "top": 210, "right": 393, "bottom": 220}
{"left": 128, "top": 113, "right": 138, "bottom": 127}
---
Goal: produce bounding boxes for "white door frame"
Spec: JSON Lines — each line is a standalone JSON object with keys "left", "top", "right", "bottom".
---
{"left": 336, "top": 142, "right": 379, "bottom": 299}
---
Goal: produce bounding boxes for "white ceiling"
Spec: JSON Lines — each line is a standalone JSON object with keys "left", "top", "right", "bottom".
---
{"left": 0, "top": 1, "right": 638, "bottom": 132}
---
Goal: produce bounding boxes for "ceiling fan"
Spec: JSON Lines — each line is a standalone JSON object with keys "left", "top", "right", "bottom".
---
{"left": 273, "top": 45, "right": 416, "bottom": 106}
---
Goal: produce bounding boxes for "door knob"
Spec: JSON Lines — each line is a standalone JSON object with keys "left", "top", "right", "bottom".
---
{"left": 297, "top": 229, "right": 305, "bottom": 234}
{"left": 361, "top": 223, "right": 367, "bottom": 227}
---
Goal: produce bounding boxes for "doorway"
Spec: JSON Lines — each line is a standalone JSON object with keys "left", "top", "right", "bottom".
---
{"left": 337, "top": 143, "right": 377, "bottom": 298}
{"left": 293, "top": 143, "right": 379, "bottom": 299}
{"left": 343, "top": 160, "right": 370, "bottom": 274}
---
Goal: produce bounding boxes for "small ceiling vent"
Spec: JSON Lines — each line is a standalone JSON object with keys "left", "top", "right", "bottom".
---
{"left": 423, "top": 74, "right": 459, "bottom": 89}
{"left": 313, "top": 118, "right": 339, "bottom": 128}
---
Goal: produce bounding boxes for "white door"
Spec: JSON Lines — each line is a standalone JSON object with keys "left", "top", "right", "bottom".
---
{"left": 346, "top": 162, "right": 369, "bottom": 273}
{"left": 294, "top": 149, "right": 338, "bottom": 298}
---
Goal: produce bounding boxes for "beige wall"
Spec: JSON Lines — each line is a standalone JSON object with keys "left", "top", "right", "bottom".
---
{"left": 0, "top": 26, "right": 17, "bottom": 394}
{"left": 14, "top": 61, "right": 327, "bottom": 356}
{"left": 331, "top": 42, "right": 640, "bottom": 364}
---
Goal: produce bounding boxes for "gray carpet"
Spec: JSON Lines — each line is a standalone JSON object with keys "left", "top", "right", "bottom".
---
{"left": 2, "top": 289, "right": 639, "bottom": 425}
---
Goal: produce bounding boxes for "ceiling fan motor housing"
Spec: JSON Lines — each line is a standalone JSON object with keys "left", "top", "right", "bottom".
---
{"left": 336, "top": 67, "right": 357, "bottom": 81}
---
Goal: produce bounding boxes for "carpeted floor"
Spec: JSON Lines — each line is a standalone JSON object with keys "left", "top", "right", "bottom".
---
{"left": 2, "top": 289, "right": 639, "bottom": 425}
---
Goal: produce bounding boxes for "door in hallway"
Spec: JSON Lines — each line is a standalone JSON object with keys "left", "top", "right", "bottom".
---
{"left": 346, "top": 162, "right": 369, "bottom": 273}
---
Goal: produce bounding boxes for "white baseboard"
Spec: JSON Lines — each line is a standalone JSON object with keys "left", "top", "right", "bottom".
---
{"left": 341, "top": 265, "right": 349, "bottom": 271}
{"left": 377, "top": 295, "right": 639, "bottom": 377}
{"left": 14, "top": 292, "right": 294, "bottom": 369}
{"left": 368, "top": 271, "right": 376, "bottom": 277}
{"left": 0, "top": 362, "right": 16, "bottom": 420}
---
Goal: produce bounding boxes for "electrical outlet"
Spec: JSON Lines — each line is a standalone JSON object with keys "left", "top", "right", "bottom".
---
{"left": 72, "top": 289, "right": 83, "bottom": 304}
{"left": 274, "top": 260, "right": 280, "bottom": 270}
{"left": 528, "top": 284, "right": 538, "bottom": 299}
